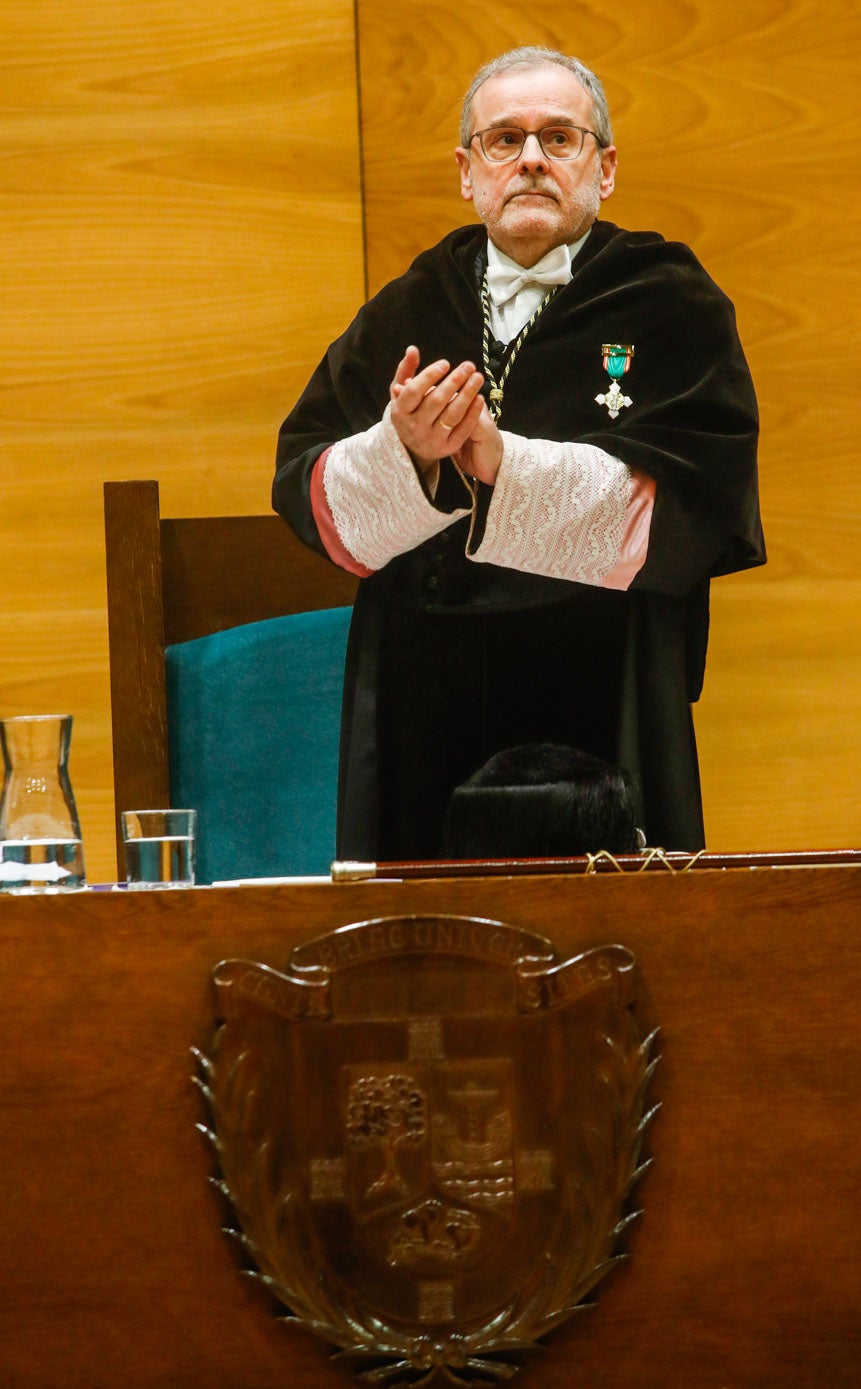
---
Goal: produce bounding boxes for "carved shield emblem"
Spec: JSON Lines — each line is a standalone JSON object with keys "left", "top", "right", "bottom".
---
{"left": 196, "top": 916, "right": 658, "bottom": 1385}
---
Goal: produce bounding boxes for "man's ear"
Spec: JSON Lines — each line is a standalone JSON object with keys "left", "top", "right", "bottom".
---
{"left": 598, "top": 145, "right": 617, "bottom": 201}
{"left": 454, "top": 148, "right": 474, "bottom": 203}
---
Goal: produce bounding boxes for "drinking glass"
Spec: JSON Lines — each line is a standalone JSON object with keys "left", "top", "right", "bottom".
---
{"left": 122, "top": 809, "right": 196, "bottom": 889}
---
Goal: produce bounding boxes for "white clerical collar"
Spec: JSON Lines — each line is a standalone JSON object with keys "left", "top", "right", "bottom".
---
{"left": 486, "top": 228, "right": 592, "bottom": 341}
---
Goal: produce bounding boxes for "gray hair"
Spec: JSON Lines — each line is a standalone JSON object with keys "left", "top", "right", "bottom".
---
{"left": 460, "top": 47, "right": 613, "bottom": 150}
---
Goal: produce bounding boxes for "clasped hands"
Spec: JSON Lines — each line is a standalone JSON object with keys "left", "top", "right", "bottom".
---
{"left": 389, "top": 345, "right": 503, "bottom": 486}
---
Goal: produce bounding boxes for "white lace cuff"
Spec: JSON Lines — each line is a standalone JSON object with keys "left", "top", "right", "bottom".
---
{"left": 323, "top": 404, "right": 472, "bottom": 571}
{"left": 469, "top": 433, "right": 644, "bottom": 587}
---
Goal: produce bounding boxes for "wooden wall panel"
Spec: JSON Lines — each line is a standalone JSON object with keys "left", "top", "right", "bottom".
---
{"left": 0, "top": 1, "right": 364, "bottom": 879}
{"left": 356, "top": 0, "right": 861, "bottom": 851}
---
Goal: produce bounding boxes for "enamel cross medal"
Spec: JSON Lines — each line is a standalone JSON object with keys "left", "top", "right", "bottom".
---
{"left": 596, "top": 343, "right": 635, "bottom": 419}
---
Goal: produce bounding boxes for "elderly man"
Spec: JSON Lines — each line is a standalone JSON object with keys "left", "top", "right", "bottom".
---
{"left": 273, "top": 46, "right": 764, "bottom": 860}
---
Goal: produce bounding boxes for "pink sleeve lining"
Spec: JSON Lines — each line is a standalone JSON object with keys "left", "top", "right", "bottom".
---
{"left": 600, "top": 470, "right": 656, "bottom": 591}
{"left": 310, "top": 448, "right": 375, "bottom": 579}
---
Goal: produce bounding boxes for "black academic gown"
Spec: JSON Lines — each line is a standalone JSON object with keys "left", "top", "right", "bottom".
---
{"left": 273, "top": 220, "right": 765, "bottom": 858}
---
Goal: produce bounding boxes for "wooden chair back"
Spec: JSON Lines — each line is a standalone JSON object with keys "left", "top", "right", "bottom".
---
{"left": 103, "top": 480, "right": 358, "bottom": 872}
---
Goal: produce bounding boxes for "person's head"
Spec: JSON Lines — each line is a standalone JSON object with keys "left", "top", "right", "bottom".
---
{"left": 442, "top": 743, "right": 642, "bottom": 860}
{"left": 455, "top": 47, "right": 617, "bottom": 267}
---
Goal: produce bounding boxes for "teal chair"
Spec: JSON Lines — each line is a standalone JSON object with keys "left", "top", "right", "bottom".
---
{"left": 165, "top": 607, "right": 351, "bottom": 881}
{"left": 104, "top": 481, "right": 358, "bottom": 882}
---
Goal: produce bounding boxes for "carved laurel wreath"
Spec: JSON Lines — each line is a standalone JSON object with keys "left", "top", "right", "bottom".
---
{"left": 194, "top": 1007, "right": 658, "bottom": 1388}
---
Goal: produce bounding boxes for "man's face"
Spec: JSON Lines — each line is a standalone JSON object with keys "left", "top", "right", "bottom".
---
{"left": 454, "top": 65, "right": 617, "bottom": 267}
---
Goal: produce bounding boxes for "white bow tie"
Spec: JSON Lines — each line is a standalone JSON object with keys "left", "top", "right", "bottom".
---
{"left": 486, "top": 245, "right": 573, "bottom": 308}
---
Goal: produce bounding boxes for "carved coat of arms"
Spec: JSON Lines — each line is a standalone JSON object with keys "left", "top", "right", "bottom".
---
{"left": 195, "top": 916, "right": 658, "bottom": 1386}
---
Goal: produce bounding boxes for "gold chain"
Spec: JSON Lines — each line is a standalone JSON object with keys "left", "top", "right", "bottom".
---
{"left": 481, "top": 276, "right": 560, "bottom": 422}
{"left": 584, "top": 847, "right": 707, "bottom": 874}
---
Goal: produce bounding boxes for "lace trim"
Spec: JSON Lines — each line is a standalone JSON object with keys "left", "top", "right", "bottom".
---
{"left": 310, "top": 449, "right": 375, "bottom": 577}
{"left": 322, "top": 405, "right": 472, "bottom": 572}
{"left": 469, "top": 434, "right": 635, "bottom": 586}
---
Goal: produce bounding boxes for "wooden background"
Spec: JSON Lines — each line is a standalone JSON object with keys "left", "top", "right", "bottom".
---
{"left": 1, "top": 0, "right": 858, "bottom": 880}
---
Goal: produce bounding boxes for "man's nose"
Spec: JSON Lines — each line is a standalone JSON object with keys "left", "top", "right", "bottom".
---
{"left": 517, "top": 131, "right": 549, "bottom": 171}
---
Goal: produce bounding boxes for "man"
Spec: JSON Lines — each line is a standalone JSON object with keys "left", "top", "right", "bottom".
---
{"left": 273, "top": 47, "right": 765, "bottom": 860}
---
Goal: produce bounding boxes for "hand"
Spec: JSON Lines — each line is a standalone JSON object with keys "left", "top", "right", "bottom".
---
{"left": 452, "top": 400, "right": 504, "bottom": 486}
{"left": 389, "top": 346, "right": 486, "bottom": 476}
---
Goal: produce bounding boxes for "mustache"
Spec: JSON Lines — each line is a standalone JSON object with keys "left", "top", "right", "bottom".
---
{"left": 504, "top": 179, "right": 559, "bottom": 202}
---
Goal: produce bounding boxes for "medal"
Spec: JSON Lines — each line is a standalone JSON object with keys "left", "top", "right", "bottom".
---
{"left": 596, "top": 343, "right": 635, "bottom": 419}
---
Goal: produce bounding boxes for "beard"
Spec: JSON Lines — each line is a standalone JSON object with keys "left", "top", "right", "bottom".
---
{"left": 473, "top": 161, "right": 603, "bottom": 263}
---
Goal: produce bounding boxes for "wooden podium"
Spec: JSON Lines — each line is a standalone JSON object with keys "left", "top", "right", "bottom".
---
{"left": 1, "top": 863, "right": 859, "bottom": 1388}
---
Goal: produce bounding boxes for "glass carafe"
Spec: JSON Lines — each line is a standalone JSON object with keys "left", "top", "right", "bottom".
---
{"left": 0, "top": 714, "right": 86, "bottom": 891}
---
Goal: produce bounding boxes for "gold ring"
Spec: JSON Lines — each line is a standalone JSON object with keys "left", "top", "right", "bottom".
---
{"left": 438, "top": 420, "right": 453, "bottom": 431}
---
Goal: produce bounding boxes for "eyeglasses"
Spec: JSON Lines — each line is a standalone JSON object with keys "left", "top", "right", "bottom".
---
{"left": 468, "top": 125, "right": 603, "bottom": 163}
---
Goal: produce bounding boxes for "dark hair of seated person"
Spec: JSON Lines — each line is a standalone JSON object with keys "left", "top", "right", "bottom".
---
{"left": 442, "top": 743, "right": 641, "bottom": 859}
